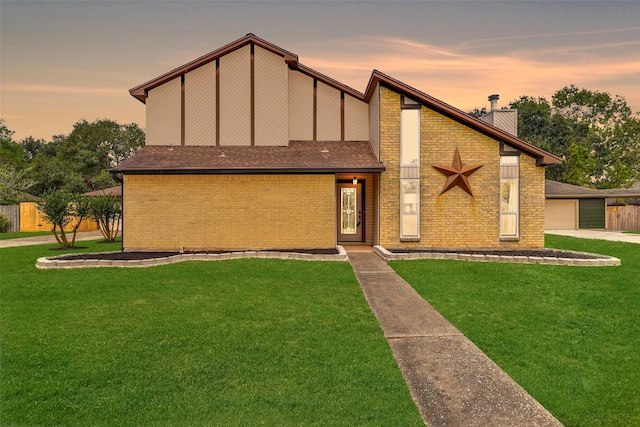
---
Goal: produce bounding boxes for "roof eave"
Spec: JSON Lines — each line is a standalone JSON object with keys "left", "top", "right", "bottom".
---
{"left": 546, "top": 194, "right": 606, "bottom": 199}
{"left": 111, "top": 166, "right": 385, "bottom": 175}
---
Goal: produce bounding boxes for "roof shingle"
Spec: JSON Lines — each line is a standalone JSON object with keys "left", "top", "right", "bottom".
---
{"left": 111, "top": 141, "right": 384, "bottom": 174}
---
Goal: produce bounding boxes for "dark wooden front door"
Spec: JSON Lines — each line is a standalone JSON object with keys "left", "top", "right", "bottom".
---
{"left": 337, "top": 182, "right": 363, "bottom": 242}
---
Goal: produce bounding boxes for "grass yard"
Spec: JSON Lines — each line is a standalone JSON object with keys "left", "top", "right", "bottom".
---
{"left": 623, "top": 230, "right": 640, "bottom": 234}
{"left": 390, "top": 235, "right": 640, "bottom": 427}
{"left": 0, "top": 231, "right": 54, "bottom": 240}
{"left": 0, "top": 242, "right": 423, "bottom": 426}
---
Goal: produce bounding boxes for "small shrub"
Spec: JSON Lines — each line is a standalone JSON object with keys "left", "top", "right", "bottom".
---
{"left": 0, "top": 213, "right": 10, "bottom": 233}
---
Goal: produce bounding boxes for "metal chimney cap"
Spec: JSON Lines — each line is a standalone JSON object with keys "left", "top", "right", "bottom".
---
{"left": 488, "top": 94, "right": 500, "bottom": 101}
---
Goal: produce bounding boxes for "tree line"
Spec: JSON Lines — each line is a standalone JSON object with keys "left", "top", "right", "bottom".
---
{"left": 0, "top": 118, "right": 145, "bottom": 205}
{"left": 0, "top": 118, "right": 144, "bottom": 245}
{"left": 470, "top": 85, "right": 640, "bottom": 189}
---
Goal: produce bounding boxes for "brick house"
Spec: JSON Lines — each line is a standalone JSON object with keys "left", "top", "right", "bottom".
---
{"left": 112, "top": 34, "right": 561, "bottom": 251}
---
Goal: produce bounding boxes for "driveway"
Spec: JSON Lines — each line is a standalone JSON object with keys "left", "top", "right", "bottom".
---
{"left": 546, "top": 229, "right": 640, "bottom": 244}
{"left": 0, "top": 230, "right": 105, "bottom": 248}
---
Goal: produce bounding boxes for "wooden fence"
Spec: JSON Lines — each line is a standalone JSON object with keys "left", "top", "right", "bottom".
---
{"left": 607, "top": 205, "right": 639, "bottom": 231}
{"left": 19, "top": 202, "right": 98, "bottom": 232}
{"left": 0, "top": 205, "right": 20, "bottom": 232}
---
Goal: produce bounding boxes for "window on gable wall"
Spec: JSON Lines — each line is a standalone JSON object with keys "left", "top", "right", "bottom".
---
{"left": 400, "top": 95, "right": 421, "bottom": 239}
{"left": 500, "top": 155, "right": 519, "bottom": 238}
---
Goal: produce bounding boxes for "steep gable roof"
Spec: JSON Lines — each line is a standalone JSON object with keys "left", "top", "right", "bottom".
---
{"left": 129, "top": 34, "right": 562, "bottom": 167}
{"left": 129, "top": 33, "right": 364, "bottom": 103}
{"left": 365, "top": 70, "right": 562, "bottom": 166}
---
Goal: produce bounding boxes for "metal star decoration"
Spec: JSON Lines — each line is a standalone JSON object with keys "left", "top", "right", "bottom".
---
{"left": 433, "top": 147, "right": 483, "bottom": 196}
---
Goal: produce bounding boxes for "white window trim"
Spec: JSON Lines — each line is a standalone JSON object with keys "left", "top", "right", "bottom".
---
{"left": 400, "top": 178, "right": 420, "bottom": 239}
{"left": 400, "top": 109, "right": 420, "bottom": 167}
{"left": 500, "top": 156, "right": 520, "bottom": 238}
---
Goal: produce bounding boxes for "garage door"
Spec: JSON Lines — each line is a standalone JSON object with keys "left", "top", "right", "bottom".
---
{"left": 579, "top": 199, "right": 606, "bottom": 229}
{"left": 545, "top": 199, "right": 578, "bottom": 229}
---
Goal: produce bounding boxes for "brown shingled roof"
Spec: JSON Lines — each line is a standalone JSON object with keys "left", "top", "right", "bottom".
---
{"left": 546, "top": 179, "right": 640, "bottom": 199}
{"left": 111, "top": 141, "right": 385, "bottom": 174}
{"left": 83, "top": 186, "right": 122, "bottom": 197}
{"left": 545, "top": 180, "right": 603, "bottom": 198}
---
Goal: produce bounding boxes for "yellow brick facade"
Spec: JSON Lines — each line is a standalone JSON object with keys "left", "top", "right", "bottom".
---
{"left": 379, "top": 86, "right": 545, "bottom": 249}
{"left": 123, "top": 174, "right": 336, "bottom": 251}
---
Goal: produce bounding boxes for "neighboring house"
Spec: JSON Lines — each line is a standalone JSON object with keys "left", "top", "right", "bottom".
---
{"left": 112, "top": 34, "right": 561, "bottom": 251}
{"left": 545, "top": 180, "right": 607, "bottom": 230}
{"left": 82, "top": 186, "right": 122, "bottom": 197}
{"left": 545, "top": 180, "right": 640, "bottom": 230}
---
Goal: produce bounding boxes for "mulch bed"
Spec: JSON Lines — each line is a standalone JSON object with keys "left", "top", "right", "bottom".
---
{"left": 387, "top": 248, "right": 601, "bottom": 259}
{"left": 54, "top": 248, "right": 339, "bottom": 261}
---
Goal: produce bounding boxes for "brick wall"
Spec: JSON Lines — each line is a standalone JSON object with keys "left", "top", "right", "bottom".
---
{"left": 379, "top": 86, "right": 545, "bottom": 249}
{"left": 123, "top": 174, "right": 336, "bottom": 251}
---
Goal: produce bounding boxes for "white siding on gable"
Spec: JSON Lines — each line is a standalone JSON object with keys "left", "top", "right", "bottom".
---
{"left": 344, "top": 94, "right": 369, "bottom": 141}
{"left": 146, "top": 77, "right": 181, "bottom": 146}
{"left": 316, "top": 81, "right": 341, "bottom": 140}
{"left": 220, "top": 45, "right": 251, "bottom": 146}
{"left": 254, "top": 46, "right": 288, "bottom": 146}
{"left": 288, "top": 70, "right": 314, "bottom": 140}
{"left": 185, "top": 62, "right": 216, "bottom": 146}
{"left": 368, "top": 83, "right": 380, "bottom": 158}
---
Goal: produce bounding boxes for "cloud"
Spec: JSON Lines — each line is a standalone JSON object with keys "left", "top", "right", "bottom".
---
{"left": 458, "top": 26, "right": 640, "bottom": 49}
{"left": 296, "top": 35, "right": 640, "bottom": 110}
{"left": 1, "top": 84, "right": 123, "bottom": 96}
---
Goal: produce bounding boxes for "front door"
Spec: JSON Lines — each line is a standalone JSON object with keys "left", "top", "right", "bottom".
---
{"left": 337, "top": 182, "right": 363, "bottom": 242}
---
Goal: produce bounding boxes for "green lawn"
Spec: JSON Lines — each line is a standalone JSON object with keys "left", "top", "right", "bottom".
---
{"left": 0, "top": 230, "right": 53, "bottom": 240}
{"left": 0, "top": 242, "right": 423, "bottom": 426}
{"left": 390, "top": 235, "right": 640, "bottom": 427}
{"left": 623, "top": 230, "right": 640, "bottom": 234}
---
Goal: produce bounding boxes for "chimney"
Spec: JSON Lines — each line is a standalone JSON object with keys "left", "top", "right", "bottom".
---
{"left": 488, "top": 94, "right": 499, "bottom": 111}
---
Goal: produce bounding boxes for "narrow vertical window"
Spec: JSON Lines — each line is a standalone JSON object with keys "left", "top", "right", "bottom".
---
{"left": 401, "top": 108, "right": 420, "bottom": 166}
{"left": 500, "top": 156, "right": 519, "bottom": 237}
{"left": 400, "top": 96, "right": 421, "bottom": 240}
{"left": 401, "top": 179, "right": 420, "bottom": 239}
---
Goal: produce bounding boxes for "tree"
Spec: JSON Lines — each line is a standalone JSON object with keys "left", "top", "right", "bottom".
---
{"left": 0, "top": 119, "right": 25, "bottom": 169}
{"left": 468, "top": 107, "right": 487, "bottom": 119}
{"left": 509, "top": 87, "right": 640, "bottom": 188}
{"left": 0, "top": 165, "right": 35, "bottom": 205}
{"left": 37, "top": 191, "right": 91, "bottom": 248}
{"left": 88, "top": 195, "right": 121, "bottom": 242}
{"left": 28, "top": 119, "right": 145, "bottom": 196}
{"left": 19, "top": 136, "right": 46, "bottom": 161}
{"left": 551, "top": 85, "right": 640, "bottom": 188}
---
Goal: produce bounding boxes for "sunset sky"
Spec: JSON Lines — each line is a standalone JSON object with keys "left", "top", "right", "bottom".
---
{"left": 1, "top": 0, "right": 639, "bottom": 141}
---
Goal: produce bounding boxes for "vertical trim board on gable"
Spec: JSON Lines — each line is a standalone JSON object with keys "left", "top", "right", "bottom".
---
{"left": 220, "top": 44, "right": 251, "bottom": 146}
{"left": 146, "top": 77, "right": 181, "bottom": 145}
{"left": 316, "top": 81, "right": 341, "bottom": 140}
{"left": 254, "top": 46, "right": 288, "bottom": 146}
{"left": 345, "top": 94, "right": 369, "bottom": 141}
{"left": 185, "top": 62, "right": 216, "bottom": 146}
{"left": 368, "top": 83, "right": 380, "bottom": 158}
{"left": 288, "top": 70, "right": 314, "bottom": 141}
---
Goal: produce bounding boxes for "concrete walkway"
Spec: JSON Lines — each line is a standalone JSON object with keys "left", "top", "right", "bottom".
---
{"left": 0, "top": 230, "right": 105, "bottom": 248}
{"left": 347, "top": 249, "right": 562, "bottom": 427}
{"left": 546, "top": 229, "right": 640, "bottom": 244}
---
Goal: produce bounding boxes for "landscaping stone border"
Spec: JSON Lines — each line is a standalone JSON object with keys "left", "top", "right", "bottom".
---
{"left": 373, "top": 246, "right": 620, "bottom": 266}
{"left": 36, "top": 246, "right": 348, "bottom": 269}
